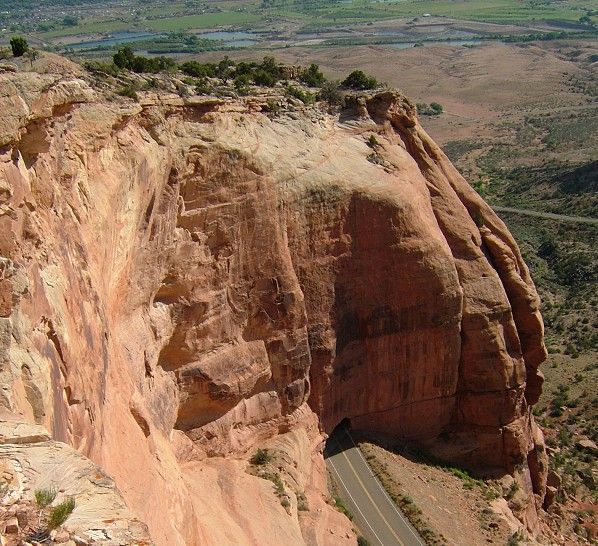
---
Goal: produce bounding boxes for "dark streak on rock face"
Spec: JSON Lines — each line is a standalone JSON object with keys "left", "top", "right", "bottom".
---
{"left": 0, "top": 75, "right": 547, "bottom": 542}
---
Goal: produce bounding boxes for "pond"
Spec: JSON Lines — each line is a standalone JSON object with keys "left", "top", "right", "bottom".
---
{"left": 198, "top": 30, "right": 257, "bottom": 47}
{"left": 66, "top": 29, "right": 258, "bottom": 50}
{"left": 67, "top": 32, "right": 163, "bottom": 50}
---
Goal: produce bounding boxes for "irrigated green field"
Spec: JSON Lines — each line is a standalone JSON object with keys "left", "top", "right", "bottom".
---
{"left": 5, "top": 0, "right": 594, "bottom": 43}
{"left": 144, "top": 12, "right": 262, "bottom": 32}
{"left": 265, "top": 0, "right": 597, "bottom": 28}
{"left": 39, "top": 21, "right": 132, "bottom": 39}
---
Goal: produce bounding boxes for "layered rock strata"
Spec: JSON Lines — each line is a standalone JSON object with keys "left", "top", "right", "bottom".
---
{"left": 0, "top": 411, "right": 151, "bottom": 545}
{"left": 0, "top": 71, "right": 547, "bottom": 544}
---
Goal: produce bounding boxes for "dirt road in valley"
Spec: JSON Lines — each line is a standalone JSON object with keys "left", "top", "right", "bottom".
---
{"left": 493, "top": 206, "right": 598, "bottom": 225}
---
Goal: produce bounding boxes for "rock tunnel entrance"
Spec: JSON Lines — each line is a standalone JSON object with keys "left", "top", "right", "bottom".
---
{"left": 323, "top": 417, "right": 427, "bottom": 545}
{"left": 323, "top": 418, "right": 352, "bottom": 459}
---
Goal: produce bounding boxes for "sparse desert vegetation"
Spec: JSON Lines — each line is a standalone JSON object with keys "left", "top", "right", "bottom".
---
{"left": 249, "top": 448, "right": 272, "bottom": 466}
{"left": 358, "top": 441, "right": 511, "bottom": 545}
{"left": 0, "top": 2, "right": 595, "bottom": 545}
{"left": 80, "top": 48, "right": 381, "bottom": 113}
{"left": 0, "top": 486, "right": 77, "bottom": 544}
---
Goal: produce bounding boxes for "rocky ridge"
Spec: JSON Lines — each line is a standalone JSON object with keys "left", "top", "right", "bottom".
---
{"left": 0, "top": 411, "right": 151, "bottom": 545}
{"left": 0, "top": 67, "right": 547, "bottom": 545}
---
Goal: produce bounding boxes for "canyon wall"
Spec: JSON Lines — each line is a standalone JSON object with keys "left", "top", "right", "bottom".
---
{"left": 0, "top": 70, "right": 547, "bottom": 544}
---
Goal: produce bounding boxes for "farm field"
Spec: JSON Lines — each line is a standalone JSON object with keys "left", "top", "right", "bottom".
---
{"left": 1, "top": 0, "right": 597, "bottom": 49}
{"left": 144, "top": 12, "right": 262, "bottom": 32}
{"left": 0, "top": 0, "right": 595, "bottom": 543}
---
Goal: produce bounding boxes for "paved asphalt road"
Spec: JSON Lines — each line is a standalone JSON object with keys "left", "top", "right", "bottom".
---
{"left": 325, "top": 427, "right": 425, "bottom": 546}
{"left": 493, "top": 206, "right": 598, "bottom": 226}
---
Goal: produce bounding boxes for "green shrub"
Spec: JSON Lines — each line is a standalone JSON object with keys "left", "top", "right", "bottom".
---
{"left": 417, "top": 102, "right": 443, "bottom": 116}
{"left": 538, "top": 237, "right": 557, "bottom": 259}
{"left": 48, "top": 497, "right": 75, "bottom": 530}
{"left": 551, "top": 384, "right": 570, "bottom": 415}
{"left": 482, "top": 485, "right": 500, "bottom": 501}
{"left": 264, "top": 99, "right": 281, "bottom": 116}
{"left": 233, "top": 74, "right": 251, "bottom": 89}
{"left": 258, "top": 56, "right": 281, "bottom": 79}
{"left": 357, "top": 537, "right": 370, "bottom": 546}
{"left": 34, "top": 488, "right": 57, "bottom": 508}
{"left": 235, "top": 61, "right": 258, "bottom": 76}
{"left": 113, "top": 46, "right": 135, "bottom": 69}
{"left": 286, "top": 85, "right": 315, "bottom": 104}
{"left": 342, "top": 70, "right": 377, "bottom": 90}
{"left": 333, "top": 495, "right": 353, "bottom": 520}
{"left": 505, "top": 481, "right": 519, "bottom": 500}
{"left": 554, "top": 251, "right": 594, "bottom": 286}
{"left": 113, "top": 46, "right": 176, "bottom": 74}
{"left": 84, "top": 60, "right": 121, "bottom": 77}
{"left": 300, "top": 64, "right": 325, "bottom": 87}
{"left": 250, "top": 448, "right": 272, "bottom": 465}
{"left": 10, "top": 36, "right": 29, "bottom": 57}
{"left": 195, "top": 77, "right": 212, "bottom": 95}
{"left": 262, "top": 472, "right": 285, "bottom": 495}
{"left": 507, "top": 531, "right": 523, "bottom": 546}
{"left": 136, "top": 55, "right": 175, "bottom": 74}
{"left": 63, "top": 15, "right": 79, "bottom": 27}
{"left": 318, "top": 80, "right": 344, "bottom": 106}
{"left": 253, "top": 69, "right": 276, "bottom": 87}
{"left": 216, "top": 58, "right": 234, "bottom": 83}
{"left": 180, "top": 61, "right": 216, "bottom": 78}
{"left": 117, "top": 84, "right": 140, "bottom": 101}
{"left": 297, "top": 492, "right": 309, "bottom": 511}
{"left": 367, "top": 135, "right": 379, "bottom": 148}
{"left": 558, "top": 427, "right": 572, "bottom": 446}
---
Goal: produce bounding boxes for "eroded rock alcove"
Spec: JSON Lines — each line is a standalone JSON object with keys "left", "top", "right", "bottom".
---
{"left": 0, "top": 72, "right": 547, "bottom": 545}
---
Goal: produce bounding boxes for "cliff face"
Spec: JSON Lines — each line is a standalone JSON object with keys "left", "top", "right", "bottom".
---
{"left": 0, "top": 71, "right": 547, "bottom": 544}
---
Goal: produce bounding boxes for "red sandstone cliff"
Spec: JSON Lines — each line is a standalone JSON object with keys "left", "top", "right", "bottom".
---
{"left": 0, "top": 70, "right": 547, "bottom": 544}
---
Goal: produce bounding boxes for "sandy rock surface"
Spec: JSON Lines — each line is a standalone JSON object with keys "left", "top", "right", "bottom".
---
{"left": 0, "top": 69, "right": 547, "bottom": 544}
{"left": 0, "top": 413, "right": 151, "bottom": 545}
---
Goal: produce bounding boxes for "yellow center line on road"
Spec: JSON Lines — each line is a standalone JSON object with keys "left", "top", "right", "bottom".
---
{"left": 341, "top": 448, "right": 406, "bottom": 546}
{"left": 344, "top": 429, "right": 426, "bottom": 546}
{"left": 328, "top": 457, "right": 385, "bottom": 546}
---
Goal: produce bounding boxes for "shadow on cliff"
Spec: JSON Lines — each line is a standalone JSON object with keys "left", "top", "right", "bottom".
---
{"left": 324, "top": 419, "right": 498, "bottom": 481}
{"left": 323, "top": 419, "right": 353, "bottom": 459}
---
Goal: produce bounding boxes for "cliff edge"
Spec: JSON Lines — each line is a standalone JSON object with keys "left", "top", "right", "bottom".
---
{"left": 0, "top": 69, "right": 547, "bottom": 544}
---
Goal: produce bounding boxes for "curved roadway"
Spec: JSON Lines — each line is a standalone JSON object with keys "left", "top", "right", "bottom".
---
{"left": 493, "top": 206, "right": 598, "bottom": 226}
{"left": 325, "top": 426, "right": 425, "bottom": 546}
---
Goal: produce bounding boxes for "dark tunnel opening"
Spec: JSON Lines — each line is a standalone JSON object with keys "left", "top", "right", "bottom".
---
{"left": 323, "top": 417, "right": 353, "bottom": 459}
